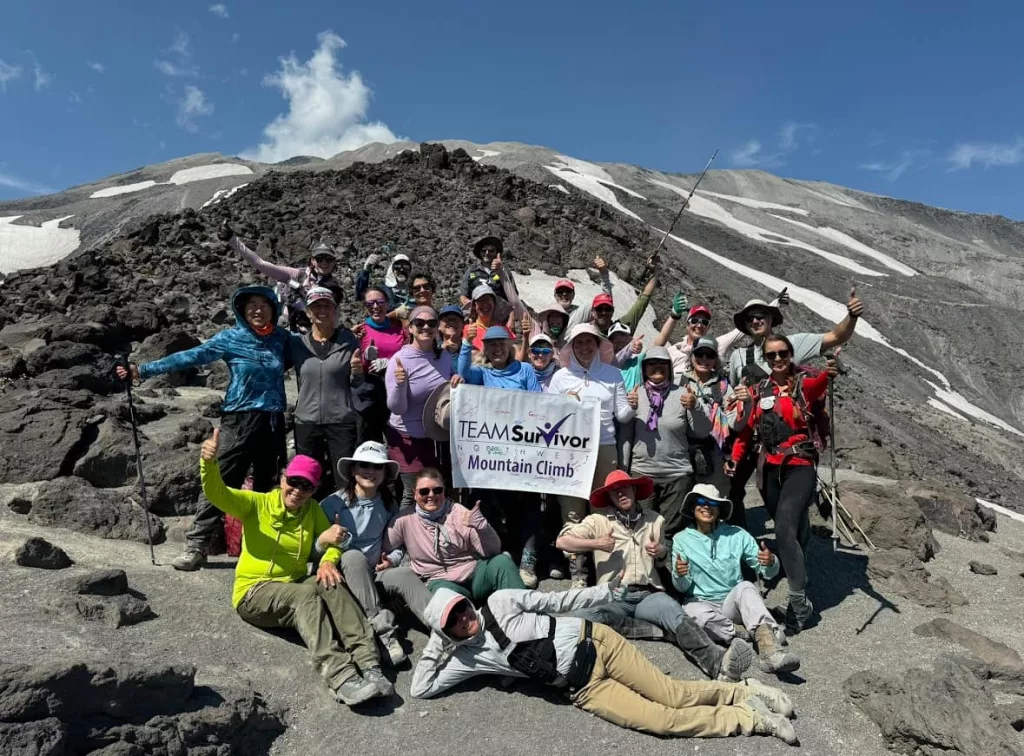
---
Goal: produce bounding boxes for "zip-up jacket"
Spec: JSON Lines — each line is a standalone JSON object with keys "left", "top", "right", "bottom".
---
{"left": 457, "top": 342, "right": 541, "bottom": 391}
{"left": 547, "top": 354, "right": 635, "bottom": 445}
{"left": 139, "top": 285, "right": 288, "bottom": 413}
{"left": 287, "top": 328, "right": 374, "bottom": 425}
{"left": 559, "top": 509, "right": 668, "bottom": 588}
{"left": 671, "top": 524, "right": 779, "bottom": 603}
{"left": 731, "top": 369, "right": 829, "bottom": 467}
{"left": 385, "top": 501, "right": 500, "bottom": 583}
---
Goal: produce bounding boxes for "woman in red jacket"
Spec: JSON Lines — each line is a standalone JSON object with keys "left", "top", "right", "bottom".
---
{"left": 727, "top": 334, "right": 835, "bottom": 635}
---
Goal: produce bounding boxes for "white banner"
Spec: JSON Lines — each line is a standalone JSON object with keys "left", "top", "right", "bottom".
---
{"left": 451, "top": 384, "right": 601, "bottom": 496}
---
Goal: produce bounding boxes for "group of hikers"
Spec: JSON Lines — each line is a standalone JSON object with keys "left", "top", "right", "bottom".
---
{"left": 116, "top": 223, "right": 865, "bottom": 745}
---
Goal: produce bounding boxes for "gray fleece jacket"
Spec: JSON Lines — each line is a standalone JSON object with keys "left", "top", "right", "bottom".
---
{"left": 287, "top": 329, "right": 373, "bottom": 425}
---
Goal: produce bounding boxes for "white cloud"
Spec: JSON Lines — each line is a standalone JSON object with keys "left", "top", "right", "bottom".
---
{"left": 0, "top": 60, "right": 21, "bottom": 91}
{"left": 0, "top": 171, "right": 52, "bottom": 194}
{"left": 209, "top": 3, "right": 229, "bottom": 18}
{"left": 155, "top": 32, "right": 199, "bottom": 77}
{"left": 176, "top": 85, "right": 214, "bottom": 133}
{"left": 729, "top": 139, "right": 785, "bottom": 169}
{"left": 87, "top": 60, "right": 105, "bottom": 73}
{"left": 241, "top": 31, "right": 398, "bottom": 163}
{"left": 779, "top": 121, "right": 816, "bottom": 152}
{"left": 31, "top": 57, "right": 53, "bottom": 91}
{"left": 859, "top": 149, "right": 931, "bottom": 181}
{"left": 947, "top": 137, "right": 1024, "bottom": 171}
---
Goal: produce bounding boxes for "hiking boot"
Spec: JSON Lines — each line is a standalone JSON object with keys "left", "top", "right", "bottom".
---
{"left": 333, "top": 675, "right": 380, "bottom": 706}
{"left": 784, "top": 591, "right": 814, "bottom": 635}
{"left": 384, "top": 637, "right": 407, "bottom": 666}
{"left": 732, "top": 622, "right": 752, "bottom": 641}
{"left": 362, "top": 667, "right": 394, "bottom": 697}
{"left": 568, "top": 553, "right": 588, "bottom": 589}
{"left": 548, "top": 565, "right": 566, "bottom": 580}
{"left": 755, "top": 623, "right": 800, "bottom": 675}
{"left": 716, "top": 638, "right": 754, "bottom": 682}
{"left": 743, "top": 697, "right": 799, "bottom": 745}
{"left": 519, "top": 548, "right": 539, "bottom": 589}
{"left": 171, "top": 548, "right": 207, "bottom": 572}
{"left": 774, "top": 624, "right": 789, "bottom": 648}
{"left": 744, "top": 677, "right": 796, "bottom": 718}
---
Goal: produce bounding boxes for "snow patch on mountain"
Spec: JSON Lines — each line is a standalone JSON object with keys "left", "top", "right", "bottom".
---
{"left": 202, "top": 183, "right": 250, "bottom": 209}
{"left": 90, "top": 181, "right": 159, "bottom": 199}
{"left": 769, "top": 215, "right": 917, "bottom": 276}
{"left": 925, "top": 381, "right": 1023, "bottom": 437}
{"left": 698, "top": 189, "right": 809, "bottom": 216}
{"left": 544, "top": 156, "right": 645, "bottom": 221}
{"left": 473, "top": 149, "right": 501, "bottom": 161}
{"left": 976, "top": 498, "right": 1024, "bottom": 524}
{"left": 89, "top": 164, "right": 253, "bottom": 199}
{"left": 926, "top": 398, "right": 969, "bottom": 422}
{"left": 549, "top": 184, "right": 570, "bottom": 195}
{"left": 0, "top": 215, "right": 81, "bottom": 274}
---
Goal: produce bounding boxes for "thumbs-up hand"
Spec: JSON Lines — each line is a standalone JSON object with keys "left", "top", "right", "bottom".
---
{"left": 520, "top": 312, "right": 532, "bottom": 338}
{"left": 674, "top": 554, "right": 689, "bottom": 577}
{"left": 631, "top": 335, "right": 644, "bottom": 355}
{"left": 594, "top": 256, "right": 608, "bottom": 273}
{"left": 681, "top": 386, "right": 697, "bottom": 410}
{"left": 217, "top": 220, "right": 234, "bottom": 242}
{"left": 462, "top": 500, "right": 481, "bottom": 527}
{"left": 778, "top": 286, "right": 790, "bottom": 307}
{"left": 847, "top": 286, "right": 863, "bottom": 318}
{"left": 321, "top": 513, "right": 350, "bottom": 547}
{"left": 644, "top": 530, "right": 663, "bottom": 558}
{"left": 200, "top": 428, "right": 220, "bottom": 462}
{"left": 491, "top": 253, "right": 503, "bottom": 272}
{"left": 506, "top": 310, "right": 517, "bottom": 331}
{"left": 350, "top": 348, "right": 363, "bottom": 377}
{"left": 758, "top": 540, "right": 775, "bottom": 567}
{"left": 464, "top": 323, "right": 478, "bottom": 344}
{"left": 731, "top": 382, "right": 751, "bottom": 404}
{"left": 628, "top": 385, "right": 640, "bottom": 410}
{"left": 724, "top": 459, "right": 737, "bottom": 477}
{"left": 394, "top": 357, "right": 407, "bottom": 385}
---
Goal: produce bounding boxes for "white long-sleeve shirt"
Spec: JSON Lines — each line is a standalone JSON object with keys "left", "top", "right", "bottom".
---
{"left": 547, "top": 355, "right": 635, "bottom": 445}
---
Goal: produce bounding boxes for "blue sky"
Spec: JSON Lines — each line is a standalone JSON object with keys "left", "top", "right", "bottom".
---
{"left": 1, "top": 1, "right": 1022, "bottom": 219}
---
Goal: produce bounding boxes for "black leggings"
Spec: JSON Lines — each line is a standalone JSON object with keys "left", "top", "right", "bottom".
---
{"left": 761, "top": 463, "right": 816, "bottom": 594}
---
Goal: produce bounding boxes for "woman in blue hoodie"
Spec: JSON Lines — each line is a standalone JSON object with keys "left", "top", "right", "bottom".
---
{"left": 456, "top": 324, "right": 543, "bottom": 586}
{"left": 117, "top": 285, "right": 289, "bottom": 572}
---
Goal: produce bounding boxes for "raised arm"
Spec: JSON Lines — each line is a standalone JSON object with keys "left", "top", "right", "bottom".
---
{"left": 199, "top": 445, "right": 256, "bottom": 520}
{"left": 139, "top": 332, "right": 229, "bottom": 380}
{"left": 457, "top": 341, "right": 485, "bottom": 385}
{"left": 228, "top": 235, "right": 300, "bottom": 284}
{"left": 821, "top": 287, "right": 863, "bottom": 351}
{"left": 618, "top": 275, "right": 657, "bottom": 333}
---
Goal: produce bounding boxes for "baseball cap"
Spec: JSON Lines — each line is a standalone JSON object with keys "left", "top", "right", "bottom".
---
{"left": 438, "top": 305, "right": 465, "bottom": 320}
{"left": 305, "top": 287, "right": 336, "bottom": 306}
{"left": 471, "top": 284, "right": 496, "bottom": 301}
{"left": 284, "top": 455, "right": 322, "bottom": 488}
{"left": 483, "top": 326, "right": 512, "bottom": 341}
{"left": 688, "top": 304, "right": 712, "bottom": 319}
{"left": 554, "top": 279, "right": 575, "bottom": 292}
{"left": 592, "top": 293, "right": 614, "bottom": 309}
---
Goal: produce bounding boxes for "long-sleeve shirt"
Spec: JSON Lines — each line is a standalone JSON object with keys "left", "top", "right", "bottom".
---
{"left": 384, "top": 344, "right": 453, "bottom": 437}
{"left": 457, "top": 343, "right": 541, "bottom": 391}
{"left": 230, "top": 235, "right": 302, "bottom": 285}
{"left": 385, "top": 502, "right": 500, "bottom": 583}
{"left": 200, "top": 458, "right": 340, "bottom": 607}
{"left": 731, "top": 369, "right": 829, "bottom": 467}
{"left": 559, "top": 510, "right": 667, "bottom": 588}
{"left": 318, "top": 491, "right": 403, "bottom": 567}
{"left": 565, "top": 271, "right": 614, "bottom": 330}
{"left": 667, "top": 297, "right": 784, "bottom": 377}
{"left": 627, "top": 383, "right": 704, "bottom": 479}
{"left": 411, "top": 584, "right": 614, "bottom": 699}
{"left": 547, "top": 356, "right": 635, "bottom": 445}
{"left": 671, "top": 524, "right": 779, "bottom": 602}
{"left": 288, "top": 330, "right": 372, "bottom": 425}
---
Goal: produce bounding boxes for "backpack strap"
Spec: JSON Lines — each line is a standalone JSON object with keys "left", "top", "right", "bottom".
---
{"left": 480, "top": 604, "right": 511, "bottom": 650}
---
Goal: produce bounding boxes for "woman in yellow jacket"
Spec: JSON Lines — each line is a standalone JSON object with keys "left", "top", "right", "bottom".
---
{"left": 198, "top": 428, "right": 387, "bottom": 707}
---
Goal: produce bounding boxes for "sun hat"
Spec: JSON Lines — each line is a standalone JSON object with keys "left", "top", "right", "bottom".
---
{"left": 336, "top": 441, "right": 399, "bottom": 483}
{"left": 688, "top": 304, "right": 711, "bottom": 319}
{"left": 482, "top": 325, "right": 512, "bottom": 341}
{"left": 733, "top": 299, "right": 783, "bottom": 335}
{"left": 438, "top": 304, "right": 466, "bottom": 321}
{"left": 681, "top": 483, "right": 734, "bottom": 522}
{"left": 471, "top": 284, "right": 496, "bottom": 301}
{"left": 539, "top": 302, "right": 568, "bottom": 319}
{"left": 554, "top": 278, "right": 575, "bottom": 292}
{"left": 305, "top": 286, "right": 336, "bottom": 306}
{"left": 530, "top": 333, "right": 554, "bottom": 348}
{"left": 589, "top": 469, "right": 655, "bottom": 508}
{"left": 284, "top": 455, "right": 322, "bottom": 488}
{"left": 311, "top": 241, "right": 337, "bottom": 259}
{"left": 422, "top": 383, "right": 453, "bottom": 442}
{"left": 472, "top": 235, "right": 503, "bottom": 259}
{"left": 607, "top": 321, "right": 632, "bottom": 338}
{"left": 559, "top": 323, "right": 615, "bottom": 366}
{"left": 592, "top": 293, "right": 614, "bottom": 309}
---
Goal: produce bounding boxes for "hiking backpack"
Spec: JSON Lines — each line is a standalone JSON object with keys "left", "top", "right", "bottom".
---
{"left": 754, "top": 367, "right": 830, "bottom": 460}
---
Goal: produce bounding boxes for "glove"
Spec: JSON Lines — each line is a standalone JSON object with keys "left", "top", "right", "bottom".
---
{"left": 369, "top": 358, "right": 389, "bottom": 374}
{"left": 607, "top": 570, "right": 627, "bottom": 601}
{"left": 217, "top": 221, "right": 234, "bottom": 242}
{"left": 363, "top": 252, "right": 382, "bottom": 271}
{"left": 671, "top": 291, "right": 688, "bottom": 319}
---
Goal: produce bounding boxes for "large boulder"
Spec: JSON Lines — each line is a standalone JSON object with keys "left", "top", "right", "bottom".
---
{"left": 72, "top": 418, "right": 137, "bottom": 488}
{"left": 914, "top": 619, "right": 1024, "bottom": 674}
{"left": 838, "top": 481, "right": 939, "bottom": 561}
{"left": 20, "top": 478, "right": 165, "bottom": 544}
{"left": 133, "top": 330, "right": 202, "bottom": 387}
{"left": 144, "top": 446, "right": 202, "bottom": 516}
{"left": 0, "top": 390, "right": 98, "bottom": 484}
{"left": 845, "top": 658, "right": 1023, "bottom": 756}
{"left": 906, "top": 484, "right": 998, "bottom": 541}
{"left": 866, "top": 548, "right": 968, "bottom": 612}
{"left": 13, "top": 537, "right": 73, "bottom": 570}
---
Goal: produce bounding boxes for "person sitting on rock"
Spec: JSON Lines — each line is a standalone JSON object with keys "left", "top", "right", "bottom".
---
{"left": 557, "top": 469, "right": 757, "bottom": 683}
{"left": 437, "top": 304, "right": 466, "bottom": 356}
{"left": 672, "top": 484, "right": 801, "bottom": 676}
{"left": 318, "top": 441, "right": 433, "bottom": 667}
{"left": 197, "top": 430, "right": 391, "bottom": 707}
{"left": 553, "top": 257, "right": 612, "bottom": 330}
{"left": 116, "top": 285, "right": 289, "bottom": 572}
{"left": 724, "top": 288, "right": 861, "bottom": 529}
{"left": 218, "top": 221, "right": 340, "bottom": 333}
{"left": 356, "top": 243, "right": 414, "bottom": 310}
{"left": 385, "top": 467, "right": 526, "bottom": 603}
{"left": 410, "top": 580, "right": 798, "bottom": 744}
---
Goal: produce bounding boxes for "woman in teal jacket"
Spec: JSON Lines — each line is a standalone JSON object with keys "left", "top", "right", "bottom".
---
{"left": 671, "top": 484, "right": 800, "bottom": 676}
{"left": 118, "top": 285, "right": 289, "bottom": 572}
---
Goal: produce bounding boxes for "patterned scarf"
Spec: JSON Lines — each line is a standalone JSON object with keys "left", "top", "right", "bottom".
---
{"left": 416, "top": 500, "right": 452, "bottom": 557}
{"left": 644, "top": 379, "right": 671, "bottom": 431}
{"left": 692, "top": 374, "right": 731, "bottom": 448}
{"left": 611, "top": 504, "right": 643, "bottom": 531}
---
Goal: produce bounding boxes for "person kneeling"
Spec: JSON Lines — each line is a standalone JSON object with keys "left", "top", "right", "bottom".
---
{"left": 318, "top": 441, "right": 433, "bottom": 667}
{"left": 672, "top": 485, "right": 800, "bottom": 675}
{"left": 556, "top": 470, "right": 754, "bottom": 683}
{"left": 410, "top": 579, "right": 798, "bottom": 745}
{"left": 197, "top": 430, "right": 391, "bottom": 707}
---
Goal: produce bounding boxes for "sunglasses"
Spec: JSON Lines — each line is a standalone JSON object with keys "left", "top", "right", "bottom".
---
{"left": 354, "top": 462, "right": 385, "bottom": 471}
{"left": 555, "top": 288, "right": 574, "bottom": 296}
{"left": 411, "top": 318, "right": 439, "bottom": 330}
{"left": 417, "top": 486, "right": 445, "bottom": 496}
{"left": 530, "top": 347, "right": 553, "bottom": 356}
{"left": 364, "top": 299, "right": 388, "bottom": 309}
{"left": 687, "top": 317, "right": 711, "bottom": 327}
{"left": 645, "top": 360, "right": 670, "bottom": 367}
{"left": 595, "top": 306, "right": 614, "bottom": 315}
{"left": 412, "top": 284, "right": 433, "bottom": 293}
{"left": 745, "top": 313, "right": 768, "bottom": 323}
{"left": 694, "top": 497, "right": 720, "bottom": 508}
{"left": 764, "top": 350, "right": 791, "bottom": 362}
{"left": 285, "top": 476, "right": 315, "bottom": 492}
{"left": 693, "top": 350, "right": 717, "bottom": 360}
{"left": 313, "top": 255, "right": 335, "bottom": 264}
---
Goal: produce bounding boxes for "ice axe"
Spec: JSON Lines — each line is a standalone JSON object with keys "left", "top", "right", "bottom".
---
{"left": 643, "top": 149, "right": 719, "bottom": 274}
{"left": 118, "top": 355, "right": 156, "bottom": 564}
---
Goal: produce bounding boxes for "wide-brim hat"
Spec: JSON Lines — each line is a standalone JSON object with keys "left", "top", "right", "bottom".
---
{"left": 590, "top": 469, "right": 655, "bottom": 508}
{"left": 473, "top": 235, "right": 504, "bottom": 259}
{"left": 337, "top": 441, "right": 399, "bottom": 483}
{"left": 682, "top": 483, "right": 734, "bottom": 522}
{"left": 559, "top": 323, "right": 615, "bottom": 366}
{"left": 422, "top": 383, "right": 453, "bottom": 442}
{"left": 733, "top": 299, "right": 783, "bottom": 335}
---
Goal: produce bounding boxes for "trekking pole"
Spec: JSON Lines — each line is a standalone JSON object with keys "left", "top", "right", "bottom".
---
{"left": 119, "top": 356, "right": 156, "bottom": 564}
{"left": 644, "top": 149, "right": 719, "bottom": 272}
{"left": 828, "top": 373, "right": 838, "bottom": 552}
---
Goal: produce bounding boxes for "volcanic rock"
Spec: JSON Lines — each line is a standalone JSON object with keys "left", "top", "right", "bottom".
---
{"left": 0, "top": 390, "right": 99, "bottom": 484}
{"left": 21, "top": 478, "right": 165, "bottom": 544}
{"left": 866, "top": 548, "right": 967, "bottom": 612}
{"left": 969, "top": 560, "right": 998, "bottom": 575}
{"left": 13, "top": 537, "right": 73, "bottom": 570}
{"left": 66, "top": 595, "right": 155, "bottom": 627}
{"left": 65, "top": 568, "right": 129, "bottom": 596}
{"left": 838, "top": 481, "right": 939, "bottom": 561}
{"left": 908, "top": 484, "right": 997, "bottom": 541}
{"left": 914, "top": 619, "right": 1024, "bottom": 674}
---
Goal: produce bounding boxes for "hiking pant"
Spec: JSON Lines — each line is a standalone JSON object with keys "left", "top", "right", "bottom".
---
{"left": 294, "top": 419, "right": 358, "bottom": 499}
{"left": 557, "top": 444, "right": 618, "bottom": 526}
{"left": 726, "top": 448, "right": 758, "bottom": 529}
{"left": 683, "top": 581, "right": 777, "bottom": 643}
{"left": 642, "top": 474, "right": 695, "bottom": 539}
{"left": 477, "top": 489, "right": 541, "bottom": 560}
{"left": 573, "top": 623, "right": 755, "bottom": 738}
{"left": 339, "top": 550, "right": 432, "bottom": 640}
{"left": 187, "top": 410, "right": 285, "bottom": 551}
{"left": 761, "top": 463, "right": 816, "bottom": 594}
{"left": 571, "top": 589, "right": 727, "bottom": 679}
{"left": 236, "top": 576, "right": 378, "bottom": 690}
{"left": 426, "top": 554, "right": 525, "bottom": 602}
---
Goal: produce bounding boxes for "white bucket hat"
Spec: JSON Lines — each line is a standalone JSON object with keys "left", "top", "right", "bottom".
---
{"left": 336, "top": 441, "right": 399, "bottom": 482}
